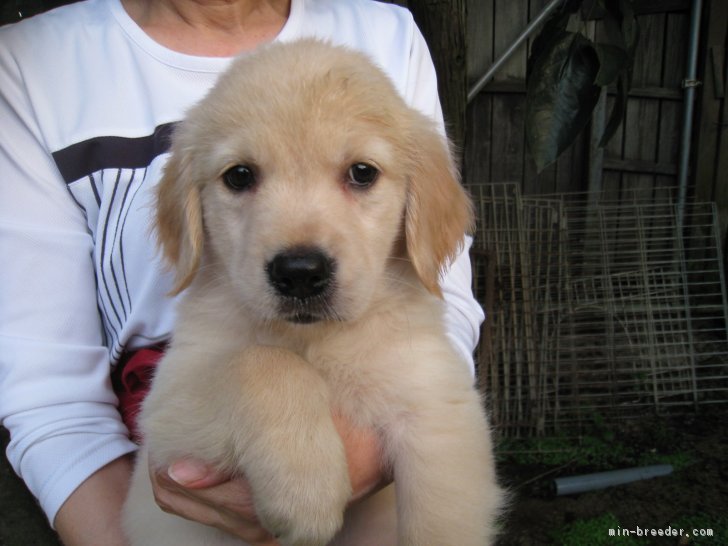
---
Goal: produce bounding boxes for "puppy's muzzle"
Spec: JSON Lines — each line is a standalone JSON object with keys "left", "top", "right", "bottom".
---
{"left": 266, "top": 247, "right": 337, "bottom": 323}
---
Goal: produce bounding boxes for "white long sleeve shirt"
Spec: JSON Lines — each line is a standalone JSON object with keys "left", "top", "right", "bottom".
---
{"left": 0, "top": 0, "right": 484, "bottom": 524}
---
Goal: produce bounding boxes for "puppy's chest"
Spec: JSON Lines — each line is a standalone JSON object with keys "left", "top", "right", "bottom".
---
{"left": 310, "top": 345, "right": 407, "bottom": 426}
{"left": 256, "top": 327, "right": 409, "bottom": 424}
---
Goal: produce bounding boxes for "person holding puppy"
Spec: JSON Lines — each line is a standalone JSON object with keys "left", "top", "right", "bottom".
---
{"left": 0, "top": 0, "right": 485, "bottom": 544}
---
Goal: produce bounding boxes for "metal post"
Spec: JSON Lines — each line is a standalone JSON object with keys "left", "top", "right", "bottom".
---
{"left": 467, "top": 0, "right": 566, "bottom": 104}
{"left": 676, "top": 0, "right": 704, "bottom": 230}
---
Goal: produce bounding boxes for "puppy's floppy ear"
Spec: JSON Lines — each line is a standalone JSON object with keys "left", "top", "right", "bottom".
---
{"left": 405, "top": 122, "right": 474, "bottom": 298}
{"left": 156, "top": 146, "right": 204, "bottom": 295}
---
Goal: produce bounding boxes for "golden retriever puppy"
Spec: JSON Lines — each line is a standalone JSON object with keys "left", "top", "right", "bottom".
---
{"left": 123, "top": 39, "right": 502, "bottom": 546}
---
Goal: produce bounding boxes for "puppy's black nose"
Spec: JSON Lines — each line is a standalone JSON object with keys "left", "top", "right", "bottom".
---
{"left": 266, "top": 247, "right": 334, "bottom": 299}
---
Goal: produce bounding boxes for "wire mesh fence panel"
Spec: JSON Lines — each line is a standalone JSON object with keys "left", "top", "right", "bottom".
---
{"left": 470, "top": 183, "right": 728, "bottom": 436}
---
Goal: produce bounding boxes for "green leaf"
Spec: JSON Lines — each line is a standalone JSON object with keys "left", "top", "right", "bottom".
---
{"left": 594, "top": 0, "right": 638, "bottom": 147}
{"left": 599, "top": 72, "right": 627, "bottom": 146}
{"left": 600, "top": 0, "right": 639, "bottom": 57}
{"left": 600, "top": 0, "right": 627, "bottom": 49}
{"left": 594, "top": 43, "right": 630, "bottom": 86}
{"left": 528, "top": 0, "right": 582, "bottom": 75}
{"left": 618, "top": 0, "right": 639, "bottom": 56}
{"left": 526, "top": 31, "right": 601, "bottom": 172}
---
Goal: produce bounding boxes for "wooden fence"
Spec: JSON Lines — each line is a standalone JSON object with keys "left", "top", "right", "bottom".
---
{"left": 466, "top": 1, "right": 692, "bottom": 196}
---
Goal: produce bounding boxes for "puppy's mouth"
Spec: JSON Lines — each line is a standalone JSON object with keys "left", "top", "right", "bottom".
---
{"left": 283, "top": 313, "right": 328, "bottom": 324}
{"left": 275, "top": 292, "right": 342, "bottom": 324}
{"left": 288, "top": 311, "right": 323, "bottom": 324}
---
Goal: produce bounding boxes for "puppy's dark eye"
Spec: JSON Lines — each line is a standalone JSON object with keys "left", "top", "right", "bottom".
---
{"left": 222, "top": 165, "right": 256, "bottom": 192}
{"left": 347, "top": 163, "right": 379, "bottom": 188}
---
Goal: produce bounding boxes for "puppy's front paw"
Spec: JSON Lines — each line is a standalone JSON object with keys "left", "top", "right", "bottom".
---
{"left": 252, "top": 451, "right": 351, "bottom": 546}
{"left": 259, "top": 487, "right": 349, "bottom": 546}
{"left": 228, "top": 346, "right": 352, "bottom": 545}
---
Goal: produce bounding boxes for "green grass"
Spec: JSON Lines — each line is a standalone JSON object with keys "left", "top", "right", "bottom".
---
{"left": 672, "top": 514, "right": 728, "bottom": 545}
{"left": 497, "top": 421, "right": 694, "bottom": 471}
{"left": 637, "top": 451, "right": 694, "bottom": 471}
{"left": 497, "top": 433, "right": 631, "bottom": 469}
{"left": 551, "top": 513, "right": 648, "bottom": 545}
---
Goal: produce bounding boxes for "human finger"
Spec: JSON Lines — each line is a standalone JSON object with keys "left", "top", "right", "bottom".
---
{"left": 150, "top": 462, "right": 278, "bottom": 545}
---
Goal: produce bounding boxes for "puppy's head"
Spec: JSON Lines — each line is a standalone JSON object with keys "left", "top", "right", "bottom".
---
{"left": 157, "top": 39, "right": 473, "bottom": 324}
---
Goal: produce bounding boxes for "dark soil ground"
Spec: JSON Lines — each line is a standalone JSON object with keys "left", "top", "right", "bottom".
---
{"left": 0, "top": 428, "right": 60, "bottom": 546}
{"left": 2, "top": 410, "right": 727, "bottom": 545}
{"left": 495, "top": 410, "right": 728, "bottom": 545}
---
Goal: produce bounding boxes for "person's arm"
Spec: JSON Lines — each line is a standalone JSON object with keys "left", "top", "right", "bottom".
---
{"left": 403, "top": 20, "right": 486, "bottom": 376}
{"left": 0, "top": 22, "right": 137, "bottom": 530}
{"left": 54, "top": 455, "right": 134, "bottom": 546}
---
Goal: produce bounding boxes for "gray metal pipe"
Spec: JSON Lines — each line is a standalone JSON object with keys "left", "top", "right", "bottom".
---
{"left": 467, "top": 0, "right": 566, "bottom": 103}
{"left": 553, "top": 464, "right": 673, "bottom": 496}
{"left": 676, "top": 0, "right": 704, "bottom": 229}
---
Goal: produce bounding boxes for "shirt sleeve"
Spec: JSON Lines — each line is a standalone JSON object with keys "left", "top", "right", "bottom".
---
{"left": 0, "top": 29, "right": 137, "bottom": 525}
{"left": 403, "top": 21, "right": 485, "bottom": 376}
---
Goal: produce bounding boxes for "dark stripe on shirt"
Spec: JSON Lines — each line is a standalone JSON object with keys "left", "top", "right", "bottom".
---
{"left": 52, "top": 122, "right": 178, "bottom": 184}
{"left": 109, "top": 174, "right": 130, "bottom": 320}
{"left": 89, "top": 173, "right": 101, "bottom": 207}
{"left": 118, "top": 168, "right": 145, "bottom": 313}
{"left": 99, "top": 170, "right": 124, "bottom": 331}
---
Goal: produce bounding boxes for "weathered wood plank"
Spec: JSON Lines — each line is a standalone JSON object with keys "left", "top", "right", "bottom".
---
{"left": 524, "top": 142, "right": 557, "bottom": 194}
{"left": 562, "top": 129, "right": 588, "bottom": 194}
{"left": 582, "top": 0, "right": 689, "bottom": 19}
{"left": 490, "top": 94, "right": 526, "bottom": 183}
{"left": 465, "top": 94, "right": 493, "bottom": 187}
{"left": 467, "top": 0, "right": 494, "bottom": 86}
{"left": 662, "top": 12, "right": 689, "bottom": 88}
{"left": 603, "top": 93, "right": 626, "bottom": 200}
{"left": 632, "top": 13, "right": 666, "bottom": 89}
{"left": 654, "top": 12, "right": 688, "bottom": 192}
{"left": 493, "top": 0, "right": 529, "bottom": 80}
{"left": 622, "top": 97, "right": 661, "bottom": 191}
{"left": 603, "top": 158, "right": 678, "bottom": 176}
{"left": 695, "top": 0, "right": 728, "bottom": 208}
{"left": 633, "top": 0, "right": 690, "bottom": 15}
{"left": 409, "top": 0, "right": 468, "bottom": 152}
{"left": 602, "top": 172, "right": 624, "bottom": 201}
{"left": 620, "top": 13, "right": 665, "bottom": 194}
{"left": 474, "top": 80, "right": 684, "bottom": 100}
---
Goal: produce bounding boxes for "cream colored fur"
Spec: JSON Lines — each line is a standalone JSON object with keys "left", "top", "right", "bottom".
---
{"left": 123, "top": 39, "right": 503, "bottom": 546}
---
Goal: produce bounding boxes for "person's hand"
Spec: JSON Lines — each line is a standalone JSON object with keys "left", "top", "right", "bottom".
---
{"left": 150, "top": 413, "right": 390, "bottom": 542}
{"left": 150, "top": 460, "right": 280, "bottom": 545}
{"left": 330, "top": 412, "right": 391, "bottom": 502}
